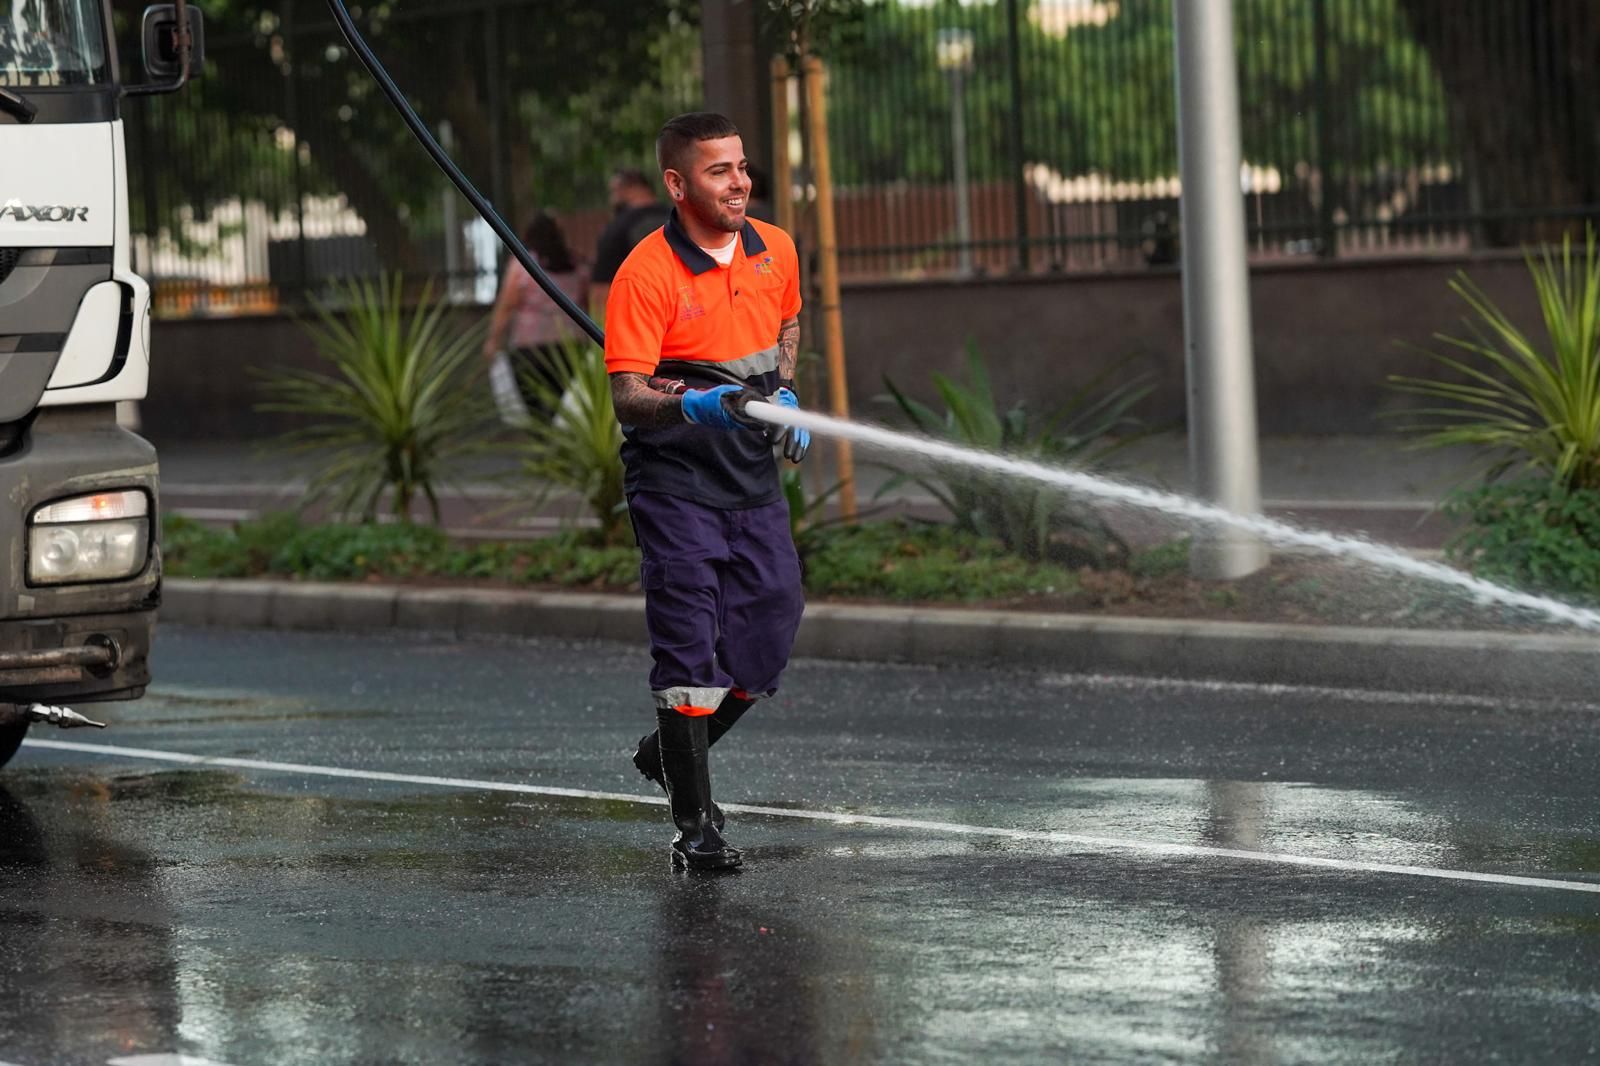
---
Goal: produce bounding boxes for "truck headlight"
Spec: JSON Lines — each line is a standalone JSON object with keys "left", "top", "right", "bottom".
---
{"left": 28, "top": 490, "right": 151, "bottom": 585}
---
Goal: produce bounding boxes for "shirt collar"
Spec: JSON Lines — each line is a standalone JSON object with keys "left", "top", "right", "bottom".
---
{"left": 665, "top": 209, "right": 769, "bottom": 275}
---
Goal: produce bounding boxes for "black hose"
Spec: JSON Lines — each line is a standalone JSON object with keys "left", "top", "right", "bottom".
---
{"left": 323, "top": 0, "right": 605, "bottom": 347}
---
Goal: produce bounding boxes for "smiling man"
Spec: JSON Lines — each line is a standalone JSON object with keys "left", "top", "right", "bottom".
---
{"left": 604, "top": 112, "right": 811, "bottom": 871}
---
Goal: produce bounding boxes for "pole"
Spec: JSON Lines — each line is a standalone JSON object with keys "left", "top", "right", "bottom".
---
{"left": 1311, "top": 0, "right": 1336, "bottom": 258}
{"left": 801, "top": 55, "right": 857, "bottom": 520}
{"left": 949, "top": 65, "right": 974, "bottom": 276}
{"left": 1173, "top": 0, "right": 1267, "bottom": 579}
{"left": 485, "top": 5, "right": 508, "bottom": 259}
{"left": 1004, "top": 0, "right": 1030, "bottom": 272}
{"left": 284, "top": 0, "right": 310, "bottom": 297}
{"left": 771, "top": 56, "right": 795, "bottom": 236}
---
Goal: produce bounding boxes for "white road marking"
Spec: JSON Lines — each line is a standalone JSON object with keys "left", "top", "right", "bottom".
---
{"left": 0, "top": 1048, "right": 238, "bottom": 1065}
{"left": 25, "top": 738, "right": 1600, "bottom": 896}
{"left": 1041, "top": 671, "right": 1600, "bottom": 713}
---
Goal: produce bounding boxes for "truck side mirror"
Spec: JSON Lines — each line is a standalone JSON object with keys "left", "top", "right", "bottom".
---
{"left": 141, "top": 5, "right": 206, "bottom": 81}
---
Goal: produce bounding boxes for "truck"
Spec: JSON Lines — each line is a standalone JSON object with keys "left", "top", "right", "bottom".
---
{"left": 0, "top": 0, "right": 203, "bottom": 769}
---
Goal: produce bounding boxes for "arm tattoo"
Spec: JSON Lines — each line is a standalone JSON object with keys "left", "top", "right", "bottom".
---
{"left": 609, "top": 372, "right": 685, "bottom": 428}
{"left": 777, "top": 316, "right": 800, "bottom": 384}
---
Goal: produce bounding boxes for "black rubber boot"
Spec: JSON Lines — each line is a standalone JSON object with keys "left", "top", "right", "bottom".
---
{"left": 632, "top": 692, "right": 756, "bottom": 829}
{"left": 656, "top": 708, "right": 741, "bottom": 871}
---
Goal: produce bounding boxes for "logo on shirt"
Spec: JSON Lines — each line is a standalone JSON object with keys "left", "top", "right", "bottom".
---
{"left": 752, "top": 255, "right": 776, "bottom": 277}
{"left": 678, "top": 285, "right": 706, "bottom": 321}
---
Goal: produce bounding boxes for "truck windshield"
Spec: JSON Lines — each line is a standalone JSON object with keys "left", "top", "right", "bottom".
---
{"left": 0, "top": 0, "right": 109, "bottom": 87}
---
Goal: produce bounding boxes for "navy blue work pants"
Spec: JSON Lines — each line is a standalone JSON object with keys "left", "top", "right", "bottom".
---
{"left": 628, "top": 491, "right": 805, "bottom": 713}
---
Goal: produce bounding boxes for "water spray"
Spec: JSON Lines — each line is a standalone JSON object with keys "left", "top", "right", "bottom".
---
{"left": 328, "top": 0, "right": 1600, "bottom": 636}
{"left": 750, "top": 403, "right": 1600, "bottom": 633}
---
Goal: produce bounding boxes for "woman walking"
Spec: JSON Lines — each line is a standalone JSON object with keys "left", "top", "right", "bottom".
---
{"left": 485, "top": 212, "right": 590, "bottom": 417}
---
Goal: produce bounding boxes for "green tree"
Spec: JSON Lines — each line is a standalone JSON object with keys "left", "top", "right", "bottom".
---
{"left": 824, "top": 0, "right": 1450, "bottom": 206}
{"left": 117, "top": 0, "right": 700, "bottom": 274}
{"left": 1396, "top": 0, "right": 1600, "bottom": 245}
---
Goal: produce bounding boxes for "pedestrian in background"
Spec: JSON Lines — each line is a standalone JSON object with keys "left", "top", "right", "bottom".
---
{"left": 604, "top": 112, "right": 812, "bottom": 871}
{"left": 590, "top": 167, "right": 672, "bottom": 317}
{"left": 484, "top": 212, "right": 589, "bottom": 421}
{"left": 744, "top": 164, "right": 774, "bottom": 223}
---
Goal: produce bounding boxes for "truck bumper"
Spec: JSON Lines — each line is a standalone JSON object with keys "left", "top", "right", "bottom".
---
{"left": 0, "top": 610, "right": 153, "bottom": 703}
{"left": 0, "top": 405, "right": 160, "bottom": 704}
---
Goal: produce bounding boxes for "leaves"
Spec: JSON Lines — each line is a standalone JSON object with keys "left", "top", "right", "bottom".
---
{"left": 1389, "top": 227, "right": 1600, "bottom": 491}
{"left": 500, "top": 338, "right": 629, "bottom": 546}
{"left": 1443, "top": 479, "right": 1600, "bottom": 602}
{"left": 877, "top": 340, "right": 1152, "bottom": 566}
{"left": 257, "top": 273, "right": 493, "bottom": 522}
{"left": 824, "top": 0, "right": 1449, "bottom": 188}
{"left": 125, "top": 0, "right": 698, "bottom": 266}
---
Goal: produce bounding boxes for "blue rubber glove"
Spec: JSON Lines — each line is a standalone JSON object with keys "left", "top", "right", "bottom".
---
{"left": 681, "top": 384, "right": 757, "bottom": 431}
{"left": 768, "top": 387, "right": 810, "bottom": 463}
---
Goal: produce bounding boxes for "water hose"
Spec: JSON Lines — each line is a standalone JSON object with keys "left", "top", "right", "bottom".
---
{"left": 323, "top": 0, "right": 604, "bottom": 347}
{"left": 324, "top": 2, "right": 791, "bottom": 438}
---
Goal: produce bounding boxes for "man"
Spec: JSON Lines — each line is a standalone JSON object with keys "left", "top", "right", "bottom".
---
{"left": 604, "top": 112, "right": 811, "bottom": 871}
{"left": 590, "top": 167, "right": 672, "bottom": 317}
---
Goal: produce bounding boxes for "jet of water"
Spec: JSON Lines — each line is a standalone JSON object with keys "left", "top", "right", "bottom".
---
{"left": 745, "top": 401, "right": 1600, "bottom": 633}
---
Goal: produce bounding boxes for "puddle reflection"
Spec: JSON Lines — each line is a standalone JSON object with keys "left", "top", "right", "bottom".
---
{"left": 651, "top": 872, "right": 836, "bottom": 1065}
{"left": 0, "top": 782, "right": 182, "bottom": 1060}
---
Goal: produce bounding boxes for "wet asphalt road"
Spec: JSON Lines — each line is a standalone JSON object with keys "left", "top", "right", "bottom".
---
{"left": 2, "top": 627, "right": 1599, "bottom": 1065}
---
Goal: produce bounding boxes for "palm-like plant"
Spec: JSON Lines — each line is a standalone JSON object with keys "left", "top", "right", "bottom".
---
{"left": 507, "top": 338, "right": 629, "bottom": 545}
{"left": 879, "top": 342, "right": 1151, "bottom": 565}
{"left": 1389, "top": 228, "right": 1600, "bottom": 491}
{"left": 259, "top": 274, "right": 492, "bottom": 523}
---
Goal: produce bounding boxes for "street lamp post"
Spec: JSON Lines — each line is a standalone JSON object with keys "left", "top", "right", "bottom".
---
{"left": 1173, "top": 0, "right": 1268, "bottom": 579}
{"left": 937, "top": 28, "right": 976, "bottom": 276}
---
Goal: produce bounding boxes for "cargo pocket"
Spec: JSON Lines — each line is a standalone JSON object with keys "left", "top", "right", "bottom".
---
{"left": 639, "top": 558, "right": 666, "bottom": 591}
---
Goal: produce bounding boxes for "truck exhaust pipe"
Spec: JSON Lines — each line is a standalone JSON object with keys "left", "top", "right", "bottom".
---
{"left": 24, "top": 703, "right": 107, "bottom": 730}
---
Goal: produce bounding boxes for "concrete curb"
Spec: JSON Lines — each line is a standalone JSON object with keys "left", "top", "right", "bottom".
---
{"left": 160, "top": 578, "right": 1600, "bottom": 703}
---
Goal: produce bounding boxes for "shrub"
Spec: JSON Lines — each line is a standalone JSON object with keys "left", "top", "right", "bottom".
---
{"left": 267, "top": 521, "right": 453, "bottom": 581}
{"left": 802, "top": 518, "right": 1077, "bottom": 601}
{"left": 1390, "top": 227, "right": 1600, "bottom": 491}
{"left": 1443, "top": 479, "right": 1600, "bottom": 602}
{"left": 504, "top": 338, "right": 629, "bottom": 545}
{"left": 164, "top": 512, "right": 305, "bottom": 578}
{"left": 162, "top": 513, "right": 643, "bottom": 587}
{"left": 258, "top": 274, "right": 492, "bottom": 522}
{"left": 163, "top": 512, "right": 1087, "bottom": 604}
{"left": 781, "top": 466, "right": 852, "bottom": 563}
{"left": 879, "top": 341, "right": 1150, "bottom": 566}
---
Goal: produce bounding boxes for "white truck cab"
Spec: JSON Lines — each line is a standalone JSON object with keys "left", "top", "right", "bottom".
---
{"left": 0, "top": 0, "right": 203, "bottom": 766}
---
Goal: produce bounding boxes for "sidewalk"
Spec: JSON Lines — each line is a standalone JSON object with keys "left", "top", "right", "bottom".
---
{"left": 160, "top": 578, "right": 1600, "bottom": 705}
{"left": 156, "top": 433, "right": 1475, "bottom": 548}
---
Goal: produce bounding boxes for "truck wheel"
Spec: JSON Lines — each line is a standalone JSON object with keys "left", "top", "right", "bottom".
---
{"left": 0, "top": 705, "right": 27, "bottom": 770}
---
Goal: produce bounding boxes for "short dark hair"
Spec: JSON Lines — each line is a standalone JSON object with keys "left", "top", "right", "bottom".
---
{"left": 610, "top": 167, "right": 653, "bottom": 192}
{"left": 521, "top": 211, "right": 576, "bottom": 274}
{"left": 656, "top": 112, "right": 742, "bottom": 175}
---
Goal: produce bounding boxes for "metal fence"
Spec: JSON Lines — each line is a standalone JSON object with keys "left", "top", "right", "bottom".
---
{"left": 129, "top": 0, "right": 1600, "bottom": 315}
{"left": 127, "top": 0, "right": 700, "bottom": 316}
{"left": 821, "top": 0, "right": 1600, "bottom": 277}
